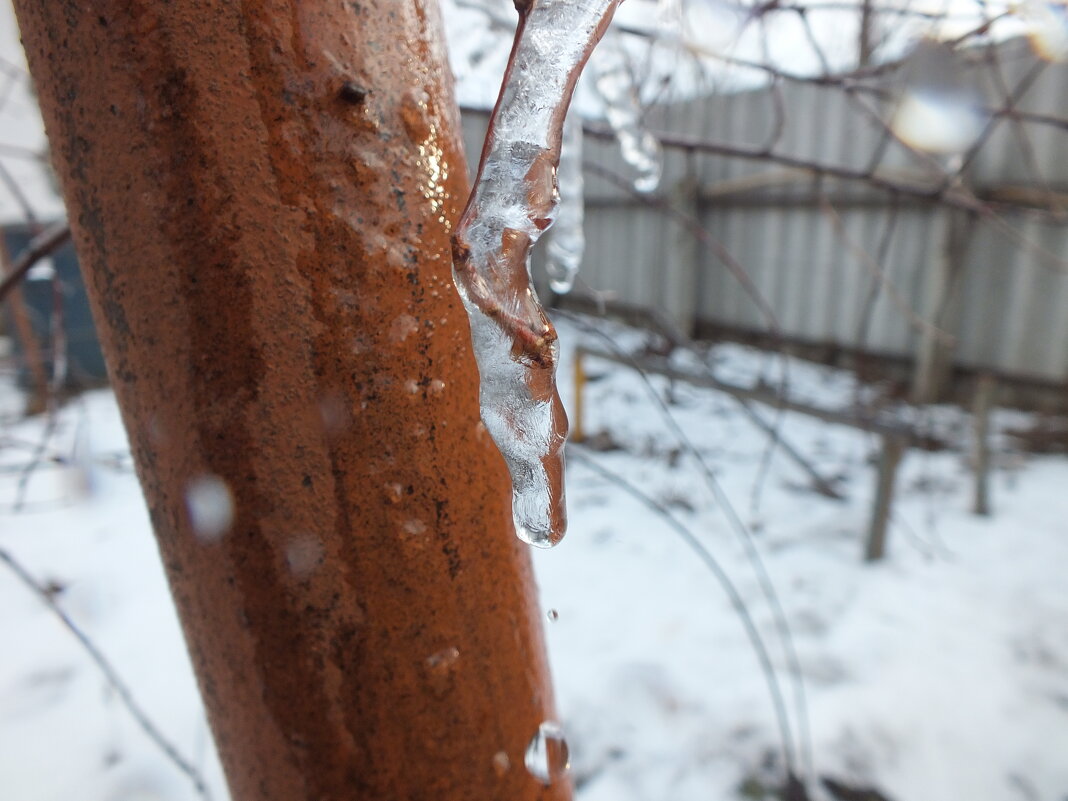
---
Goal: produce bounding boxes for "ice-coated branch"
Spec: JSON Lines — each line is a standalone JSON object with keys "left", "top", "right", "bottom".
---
{"left": 452, "top": 0, "right": 622, "bottom": 548}
{"left": 592, "top": 38, "right": 662, "bottom": 193}
{"left": 545, "top": 111, "right": 585, "bottom": 294}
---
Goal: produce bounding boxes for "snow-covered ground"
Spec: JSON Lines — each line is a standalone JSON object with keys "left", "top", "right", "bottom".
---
{"left": 1, "top": 318, "right": 1066, "bottom": 801}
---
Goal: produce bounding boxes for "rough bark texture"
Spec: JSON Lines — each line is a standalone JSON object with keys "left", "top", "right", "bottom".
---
{"left": 13, "top": 2, "right": 568, "bottom": 800}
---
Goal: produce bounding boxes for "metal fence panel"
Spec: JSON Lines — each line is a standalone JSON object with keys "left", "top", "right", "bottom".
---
{"left": 459, "top": 37, "right": 1068, "bottom": 386}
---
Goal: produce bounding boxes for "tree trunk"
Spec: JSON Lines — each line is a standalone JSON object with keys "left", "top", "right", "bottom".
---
{"left": 13, "top": 2, "right": 568, "bottom": 800}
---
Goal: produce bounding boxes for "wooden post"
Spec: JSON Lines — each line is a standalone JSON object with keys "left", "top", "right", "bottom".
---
{"left": 865, "top": 436, "right": 905, "bottom": 562}
{"left": 911, "top": 210, "right": 971, "bottom": 404}
{"left": 663, "top": 170, "right": 700, "bottom": 337}
{"left": 572, "top": 346, "right": 587, "bottom": 444}
{"left": 972, "top": 372, "right": 996, "bottom": 516}
{"left": 14, "top": 3, "right": 568, "bottom": 801}
{"left": 859, "top": 0, "right": 876, "bottom": 67}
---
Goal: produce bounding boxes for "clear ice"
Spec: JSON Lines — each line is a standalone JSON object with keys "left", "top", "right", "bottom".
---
{"left": 452, "top": 0, "right": 621, "bottom": 548}
{"left": 592, "top": 39, "right": 662, "bottom": 193}
{"left": 545, "top": 112, "right": 585, "bottom": 295}
{"left": 524, "top": 720, "right": 571, "bottom": 784}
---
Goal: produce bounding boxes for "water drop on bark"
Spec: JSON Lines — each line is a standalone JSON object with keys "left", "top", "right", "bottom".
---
{"left": 524, "top": 721, "right": 570, "bottom": 785}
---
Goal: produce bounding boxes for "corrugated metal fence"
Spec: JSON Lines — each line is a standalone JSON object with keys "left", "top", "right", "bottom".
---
{"left": 460, "top": 37, "right": 1068, "bottom": 395}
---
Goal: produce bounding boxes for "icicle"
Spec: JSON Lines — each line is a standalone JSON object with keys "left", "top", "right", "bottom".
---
{"left": 452, "top": 0, "right": 621, "bottom": 548}
{"left": 593, "top": 41, "right": 662, "bottom": 193}
{"left": 545, "top": 111, "right": 584, "bottom": 295}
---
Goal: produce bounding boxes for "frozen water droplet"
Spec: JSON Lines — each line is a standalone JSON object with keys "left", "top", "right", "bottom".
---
{"left": 451, "top": 0, "right": 619, "bottom": 550}
{"left": 285, "top": 535, "right": 324, "bottom": 578}
{"left": 547, "top": 608, "right": 559, "bottom": 622}
{"left": 493, "top": 750, "right": 511, "bottom": 776}
{"left": 185, "top": 474, "right": 234, "bottom": 541}
{"left": 545, "top": 112, "right": 584, "bottom": 295}
{"left": 514, "top": 507, "right": 564, "bottom": 549}
{"left": 524, "top": 721, "right": 570, "bottom": 785}
{"left": 428, "top": 378, "right": 446, "bottom": 396}
{"left": 404, "top": 379, "right": 421, "bottom": 396}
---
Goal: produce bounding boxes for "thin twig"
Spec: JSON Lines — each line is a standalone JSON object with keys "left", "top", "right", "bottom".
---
{"left": 570, "top": 446, "right": 802, "bottom": 787}
{"left": 0, "top": 221, "right": 71, "bottom": 304}
{"left": 564, "top": 317, "right": 820, "bottom": 782}
{"left": 0, "top": 546, "right": 212, "bottom": 800}
{"left": 817, "top": 193, "right": 956, "bottom": 346}
{"left": 582, "top": 158, "right": 801, "bottom": 522}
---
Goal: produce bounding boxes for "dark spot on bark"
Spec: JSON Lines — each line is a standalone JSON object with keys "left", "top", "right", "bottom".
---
{"left": 339, "top": 82, "right": 368, "bottom": 104}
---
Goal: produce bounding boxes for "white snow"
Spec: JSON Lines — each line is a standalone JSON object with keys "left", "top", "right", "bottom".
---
{"left": 2, "top": 317, "right": 1067, "bottom": 801}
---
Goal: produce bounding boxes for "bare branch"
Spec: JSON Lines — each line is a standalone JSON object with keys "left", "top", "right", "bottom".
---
{"left": 0, "top": 221, "right": 70, "bottom": 304}
{"left": 569, "top": 445, "right": 802, "bottom": 787}
{"left": 0, "top": 546, "right": 212, "bottom": 800}
{"left": 816, "top": 193, "right": 956, "bottom": 347}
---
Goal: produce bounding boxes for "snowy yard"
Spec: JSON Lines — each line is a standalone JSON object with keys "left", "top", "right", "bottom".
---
{"left": 1, "top": 317, "right": 1067, "bottom": 801}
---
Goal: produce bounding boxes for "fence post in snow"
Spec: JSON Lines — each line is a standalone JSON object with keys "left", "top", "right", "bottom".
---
{"left": 865, "top": 435, "right": 906, "bottom": 561}
{"left": 572, "top": 346, "right": 587, "bottom": 444}
{"left": 972, "top": 372, "right": 997, "bottom": 517}
{"left": 663, "top": 171, "right": 700, "bottom": 338}
{"left": 911, "top": 209, "right": 971, "bottom": 404}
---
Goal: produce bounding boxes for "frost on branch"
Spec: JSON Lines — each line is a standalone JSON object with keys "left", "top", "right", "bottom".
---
{"left": 452, "top": 0, "right": 621, "bottom": 548}
{"left": 545, "top": 111, "right": 585, "bottom": 295}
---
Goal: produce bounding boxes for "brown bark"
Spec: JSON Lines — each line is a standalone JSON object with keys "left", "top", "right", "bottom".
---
{"left": 13, "top": 2, "right": 568, "bottom": 800}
